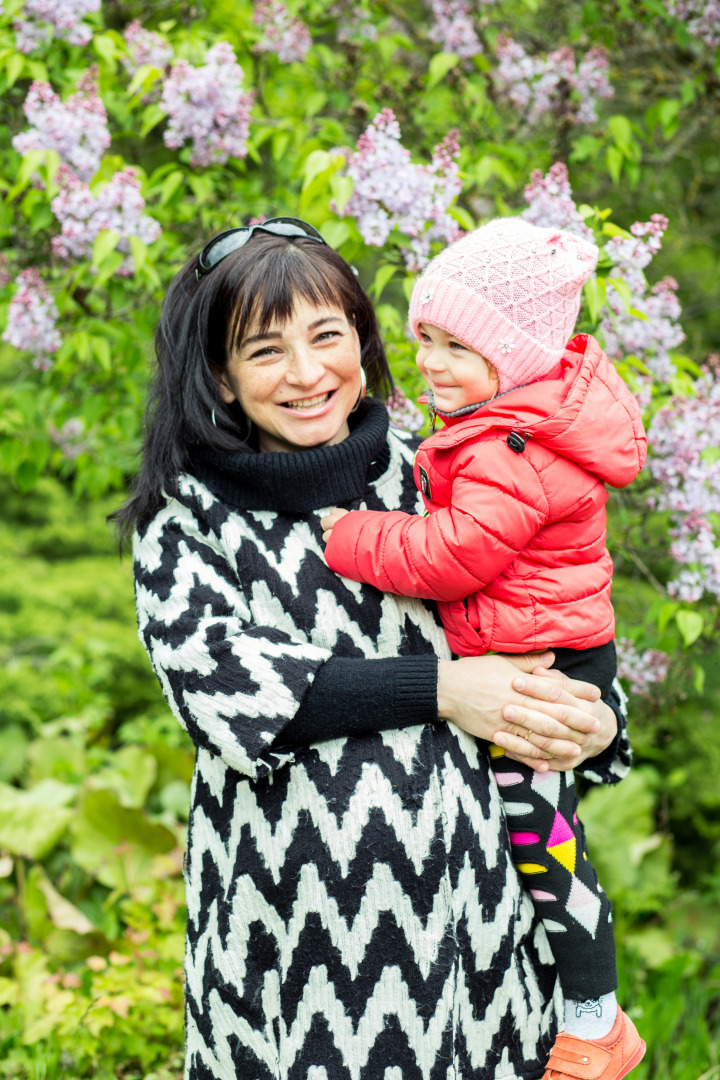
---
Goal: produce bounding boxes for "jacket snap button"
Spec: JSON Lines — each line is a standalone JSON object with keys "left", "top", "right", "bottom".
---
{"left": 582, "top": 1057, "right": 589, "bottom": 1063}
{"left": 507, "top": 431, "right": 528, "bottom": 453}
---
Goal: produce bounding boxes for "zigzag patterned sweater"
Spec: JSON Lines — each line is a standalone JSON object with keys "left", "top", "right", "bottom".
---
{"left": 133, "top": 400, "right": 631, "bottom": 1080}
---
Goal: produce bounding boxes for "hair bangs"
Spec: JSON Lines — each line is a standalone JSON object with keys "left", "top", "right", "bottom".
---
{"left": 225, "top": 239, "right": 350, "bottom": 355}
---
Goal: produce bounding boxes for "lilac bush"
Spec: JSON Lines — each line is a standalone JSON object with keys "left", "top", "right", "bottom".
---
{"left": 252, "top": 1, "right": 312, "bottom": 63}
{"left": 667, "top": 0, "right": 720, "bottom": 47}
{"left": 616, "top": 638, "right": 671, "bottom": 696}
{"left": 2, "top": 268, "right": 61, "bottom": 370}
{"left": 648, "top": 367, "right": 720, "bottom": 601}
{"left": 495, "top": 37, "right": 613, "bottom": 126}
{"left": 51, "top": 165, "right": 162, "bottom": 274}
{"left": 160, "top": 42, "right": 254, "bottom": 166}
{"left": 48, "top": 417, "right": 87, "bottom": 459}
{"left": 13, "top": 0, "right": 99, "bottom": 52}
{"left": 339, "top": 109, "right": 462, "bottom": 271}
{"left": 12, "top": 72, "right": 110, "bottom": 182}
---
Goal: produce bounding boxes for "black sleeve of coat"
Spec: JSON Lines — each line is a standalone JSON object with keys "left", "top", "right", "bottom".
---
{"left": 275, "top": 654, "right": 440, "bottom": 748}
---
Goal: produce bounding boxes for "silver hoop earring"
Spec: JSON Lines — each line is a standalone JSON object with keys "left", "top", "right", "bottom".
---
{"left": 351, "top": 367, "right": 367, "bottom": 413}
{"left": 211, "top": 408, "right": 218, "bottom": 427}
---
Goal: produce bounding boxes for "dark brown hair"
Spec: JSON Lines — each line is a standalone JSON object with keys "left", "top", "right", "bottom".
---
{"left": 110, "top": 232, "right": 393, "bottom": 542}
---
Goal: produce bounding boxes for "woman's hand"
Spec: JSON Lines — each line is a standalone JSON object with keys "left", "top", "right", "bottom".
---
{"left": 492, "top": 665, "right": 617, "bottom": 772}
{"left": 437, "top": 653, "right": 616, "bottom": 772}
{"left": 321, "top": 506, "right": 349, "bottom": 543}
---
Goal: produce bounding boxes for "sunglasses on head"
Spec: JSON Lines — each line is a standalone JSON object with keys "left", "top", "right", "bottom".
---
{"left": 195, "top": 217, "right": 328, "bottom": 279}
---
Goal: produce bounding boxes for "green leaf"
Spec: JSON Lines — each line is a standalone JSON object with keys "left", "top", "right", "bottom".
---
{"left": 607, "top": 277, "right": 633, "bottom": 312}
{"left": 158, "top": 168, "right": 184, "bottom": 205}
{"left": 94, "top": 250, "right": 125, "bottom": 289}
{"left": 330, "top": 173, "right": 354, "bottom": 215}
{"left": 656, "top": 600, "right": 680, "bottom": 638}
{"left": 426, "top": 52, "right": 458, "bottom": 92}
{"left": 606, "top": 145, "right": 623, "bottom": 184}
{"left": 140, "top": 103, "right": 165, "bottom": 138}
{"left": 602, "top": 222, "right": 633, "bottom": 240}
{"left": 371, "top": 263, "right": 398, "bottom": 301}
{"left": 128, "top": 235, "right": 147, "bottom": 273}
{"left": 71, "top": 789, "right": 175, "bottom": 890}
{"left": 15, "top": 459, "right": 40, "bottom": 492}
{"left": 320, "top": 220, "right": 350, "bottom": 249}
{"left": 91, "top": 229, "right": 121, "bottom": 268}
{"left": 302, "top": 149, "right": 331, "bottom": 190}
{"left": 91, "top": 335, "right": 112, "bottom": 371}
{"left": 608, "top": 114, "right": 637, "bottom": 159}
{"left": 92, "top": 33, "right": 118, "bottom": 64}
{"left": 0, "top": 780, "right": 75, "bottom": 859}
{"left": 676, "top": 610, "right": 703, "bottom": 647}
{"left": 6, "top": 53, "right": 24, "bottom": 88}
{"left": 693, "top": 663, "right": 706, "bottom": 696}
{"left": 583, "top": 275, "right": 607, "bottom": 322}
{"left": 700, "top": 446, "right": 720, "bottom": 465}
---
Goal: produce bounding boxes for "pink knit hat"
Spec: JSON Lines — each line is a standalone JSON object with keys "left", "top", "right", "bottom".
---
{"left": 409, "top": 217, "right": 599, "bottom": 393}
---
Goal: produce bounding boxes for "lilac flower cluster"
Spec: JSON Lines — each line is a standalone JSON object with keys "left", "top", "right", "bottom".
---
{"left": 386, "top": 387, "right": 426, "bottom": 434}
{"left": 331, "top": 3, "right": 378, "bottom": 44}
{"left": 601, "top": 216, "right": 685, "bottom": 381}
{"left": 252, "top": 1, "right": 312, "bottom": 63}
{"left": 647, "top": 368, "right": 720, "bottom": 601}
{"left": 51, "top": 164, "right": 162, "bottom": 275}
{"left": 48, "top": 417, "right": 87, "bottom": 459}
{"left": 495, "top": 37, "right": 613, "bottom": 126}
{"left": 14, "top": 0, "right": 99, "bottom": 53}
{"left": 2, "top": 268, "right": 61, "bottom": 370}
{"left": 339, "top": 109, "right": 462, "bottom": 271}
{"left": 667, "top": 0, "right": 720, "bottom": 47}
{"left": 12, "top": 73, "right": 110, "bottom": 182}
{"left": 522, "top": 163, "right": 594, "bottom": 238}
{"left": 160, "top": 42, "right": 254, "bottom": 167}
{"left": 616, "top": 637, "right": 671, "bottom": 697}
{"left": 122, "top": 20, "right": 173, "bottom": 76}
{"left": 427, "top": 0, "right": 483, "bottom": 59}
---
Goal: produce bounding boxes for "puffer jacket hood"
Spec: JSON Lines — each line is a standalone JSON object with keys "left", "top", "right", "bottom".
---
{"left": 428, "top": 334, "right": 646, "bottom": 489}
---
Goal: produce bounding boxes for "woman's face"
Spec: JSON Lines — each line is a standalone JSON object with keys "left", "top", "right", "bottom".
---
{"left": 218, "top": 297, "right": 363, "bottom": 454}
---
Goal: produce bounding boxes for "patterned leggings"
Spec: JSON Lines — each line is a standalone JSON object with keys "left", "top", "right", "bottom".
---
{"left": 490, "top": 744, "right": 617, "bottom": 1000}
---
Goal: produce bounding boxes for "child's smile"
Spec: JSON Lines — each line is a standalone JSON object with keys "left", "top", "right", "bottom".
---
{"left": 416, "top": 322, "right": 498, "bottom": 413}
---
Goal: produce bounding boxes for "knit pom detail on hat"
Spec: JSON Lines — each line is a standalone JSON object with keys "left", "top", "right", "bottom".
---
{"left": 409, "top": 217, "right": 599, "bottom": 392}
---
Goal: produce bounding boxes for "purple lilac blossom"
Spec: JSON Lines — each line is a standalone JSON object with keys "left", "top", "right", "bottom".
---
{"left": 2, "top": 268, "right": 61, "bottom": 370}
{"left": 616, "top": 638, "right": 671, "bottom": 696}
{"left": 427, "top": 0, "right": 483, "bottom": 58}
{"left": 495, "top": 37, "right": 613, "bottom": 126}
{"left": 386, "top": 387, "right": 426, "bottom": 434}
{"left": 667, "top": 0, "right": 720, "bottom": 46}
{"left": 648, "top": 367, "right": 720, "bottom": 601}
{"left": 12, "top": 72, "right": 110, "bottom": 182}
{"left": 48, "top": 417, "right": 87, "bottom": 459}
{"left": 601, "top": 216, "right": 685, "bottom": 381}
{"left": 160, "top": 42, "right": 254, "bottom": 167}
{"left": 252, "top": 1, "right": 312, "bottom": 63}
{"left": 123, "top": 20, "right": 173, "bottom": 75}
{"left": 51, "top": 164, "right": 162, "bottom": 274}
{"left": 14, "top": 0, "right": 99, "bottom": 52}
{"left": 339, "top": 109, "right": 462, "bottom": 271}
{"left": 522, "top": 162, "right": 594, "bottom": 239}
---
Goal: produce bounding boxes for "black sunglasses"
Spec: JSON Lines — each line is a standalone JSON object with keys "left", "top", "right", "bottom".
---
{"left": 195, "top": 217, "right": 327, "bottom": 279}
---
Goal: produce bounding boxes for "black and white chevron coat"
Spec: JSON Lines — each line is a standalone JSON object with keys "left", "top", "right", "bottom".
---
{"left": 133, "top": 402, "right": 631, "bottom": 1080}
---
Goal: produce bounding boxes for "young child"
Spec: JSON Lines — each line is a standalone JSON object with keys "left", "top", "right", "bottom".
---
{"left": 322, "top": 217, "right": 647, "bottom": 1080}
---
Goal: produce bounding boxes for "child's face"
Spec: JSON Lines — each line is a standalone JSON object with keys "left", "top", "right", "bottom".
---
{"left": 416, "top": 323, "right": 498, "bottom": 413}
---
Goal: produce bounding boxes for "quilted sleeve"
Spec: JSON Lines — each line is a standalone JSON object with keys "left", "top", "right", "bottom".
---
{"left": 133, "top": 499, "right": 332, "bottom": 780}
{"left": 324, "top": 446, "right": 549, "bottom": 602}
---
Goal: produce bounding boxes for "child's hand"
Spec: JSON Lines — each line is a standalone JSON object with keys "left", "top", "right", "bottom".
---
{"left": 321, "top": 507, "right": 350, "bottom": 543}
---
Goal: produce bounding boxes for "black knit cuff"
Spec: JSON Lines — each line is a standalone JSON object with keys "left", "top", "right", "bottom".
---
{"left": 275, "top": 654, "right": 439, "bottom": 749}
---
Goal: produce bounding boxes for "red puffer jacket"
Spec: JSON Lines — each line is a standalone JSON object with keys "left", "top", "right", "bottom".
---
{"left": 325, "top": 335, "right": 647, "bottom": 655}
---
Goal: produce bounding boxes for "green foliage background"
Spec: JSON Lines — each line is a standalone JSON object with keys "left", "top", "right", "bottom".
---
{"left": 0, "top": 0, "right": 718, "bottom": 1077}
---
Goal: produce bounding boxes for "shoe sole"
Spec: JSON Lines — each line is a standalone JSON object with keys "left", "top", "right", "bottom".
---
{"left": 616, "top": 1038, "right": 647, "bottom": 1079}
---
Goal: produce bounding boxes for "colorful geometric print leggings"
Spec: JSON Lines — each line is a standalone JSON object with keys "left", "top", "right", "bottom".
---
{"left": 490, "top": 744, "right": 617, "bottom": 1000}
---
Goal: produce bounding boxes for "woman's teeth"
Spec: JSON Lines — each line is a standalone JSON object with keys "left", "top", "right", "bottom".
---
{"left": 283, "top": 392, "right": 331, "bottom": 410}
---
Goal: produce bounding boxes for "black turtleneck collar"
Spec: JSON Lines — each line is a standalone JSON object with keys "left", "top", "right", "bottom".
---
{"left": 187, "top": 398, "right": 391, "bottom": 514}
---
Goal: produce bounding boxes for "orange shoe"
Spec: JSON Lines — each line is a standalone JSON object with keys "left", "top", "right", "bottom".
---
{"left": 543, "top": 1007, "right": 646, "bottom": 1079}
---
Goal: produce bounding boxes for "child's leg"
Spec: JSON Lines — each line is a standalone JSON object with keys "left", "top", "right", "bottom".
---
{"left": 489, "top": 744, "right": 618, "bottom": 1029}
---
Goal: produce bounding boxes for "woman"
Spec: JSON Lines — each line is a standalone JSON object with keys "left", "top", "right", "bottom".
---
{"left": 117, "top": 218, "right": 630, "bottom": 1080}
